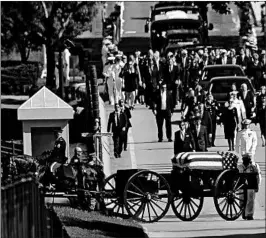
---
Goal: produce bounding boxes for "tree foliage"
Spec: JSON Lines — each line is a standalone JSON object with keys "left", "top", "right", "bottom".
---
{"left": 1, "top": 1, "right": 102, "bottom": 87}
{"left": 1, "top": 2, "right": 42, "bottom": 62}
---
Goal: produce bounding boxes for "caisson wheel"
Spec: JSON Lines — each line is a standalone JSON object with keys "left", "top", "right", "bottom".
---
{"left": 103, "top": 173, "right": 128, "bottom": 218}
{"left": 214, "top": 170, "right": 247, "bottom": 221}
{"left": 124, "top": 170, "right": 171, "bottom": 223}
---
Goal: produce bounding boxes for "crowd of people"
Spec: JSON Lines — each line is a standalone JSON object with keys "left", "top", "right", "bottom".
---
{"left": 102, "top": 37, "right": 264, "bottom": 219}
{"left": 102, "top": 35, "right": 266, "bottom": 158}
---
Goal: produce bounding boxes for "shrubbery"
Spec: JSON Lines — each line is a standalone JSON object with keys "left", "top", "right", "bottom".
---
{"left": 53, "top": 206, "right": 148, "bottom": 238}
{"left": 1, "top": 62, "right": 40, "bottom": 95}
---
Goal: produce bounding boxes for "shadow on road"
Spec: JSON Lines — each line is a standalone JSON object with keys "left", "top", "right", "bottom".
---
{"left": 198, "top": 234, "right": 266, "bottom": 238}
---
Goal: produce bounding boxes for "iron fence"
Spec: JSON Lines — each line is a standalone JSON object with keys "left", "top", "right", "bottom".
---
{"left": 1, "top": 177, "right": 53, "bottom": 238}
{"left": 1, "top": 140, "right": 23, "bottom": 156}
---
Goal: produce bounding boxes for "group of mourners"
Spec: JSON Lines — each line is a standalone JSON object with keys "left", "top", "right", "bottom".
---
{"left": 102, "top": 36, "right": 265, "bottom": 220}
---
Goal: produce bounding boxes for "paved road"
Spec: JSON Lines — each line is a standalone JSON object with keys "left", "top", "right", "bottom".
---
{"left": 108, "top": 103, "right": 265, "bottom": 238}
{"left": 104, "top": 1, "right": 264, "bottom": 38}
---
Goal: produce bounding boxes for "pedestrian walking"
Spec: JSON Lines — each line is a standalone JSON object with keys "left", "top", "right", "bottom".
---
{"left": 153, "top": 83, "right": 174, "bottom": 142}
{"left": 103, "top": 56, "right": 116, "bottom": 105}
{"left": 205, "top": 93, "right": 220, "bottom": 146}
{"left": 122, "top": 55, "right": 140, "bottom": 109}
{"left": 119, "top": 99, "right": 132, "bottom": 151}
{"left": 238, "top": 153, "right": 261, "bottom": 220}
{"left": 174, "top": 120, "right": 195, "bottom": 155}
{"left": 247, "top": 52, "right": 264, "bottom": 90}
{"left": 238, "top": 83, "right": 256, "bottom": 120}
{"left": 235, "top": 119, "right": 258, "bottom": 161}
{"left": 230, "top": 91, "right": 246, "bottom": 124}
{"left": 256, "top": 95, "right": 266, "bottom": 146}
{"left": 221, "top": 98, "right": 239, "bottom": 151}
{"left": 196, "top": 103, "right": 213, "bottom": 147}
{"left": 190, "top": 116, "right": 208, "bottom": 152}
{"left": 107, "top": 103, "right": 128, "bottom": 158}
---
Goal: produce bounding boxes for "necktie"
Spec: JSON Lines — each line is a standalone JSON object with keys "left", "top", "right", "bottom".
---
{"left": 196, "top": 126, "right": 200, "bottom": 136}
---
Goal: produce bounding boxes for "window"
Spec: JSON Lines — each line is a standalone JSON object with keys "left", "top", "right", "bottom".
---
{"left": 202, "top": 67, "right": 244, "bottom": 81}
{"left": 211, "top": 80, "right": 252, "bottom": 94}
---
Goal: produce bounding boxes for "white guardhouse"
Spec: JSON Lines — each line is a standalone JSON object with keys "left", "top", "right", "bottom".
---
{"left": 18, "top": 86, "right": 74, "bottom": 157}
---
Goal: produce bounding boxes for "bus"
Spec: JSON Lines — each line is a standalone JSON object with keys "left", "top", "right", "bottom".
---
{"left": 143, "top": 2, "right": 213, "bottom": 53}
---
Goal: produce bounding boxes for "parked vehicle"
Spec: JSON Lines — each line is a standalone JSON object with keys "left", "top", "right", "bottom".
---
{"left": 200, "top": 65, "right": 245, "bottom": 90}
{"left": 208, "top": 76, "right": 255, "bottom": 105}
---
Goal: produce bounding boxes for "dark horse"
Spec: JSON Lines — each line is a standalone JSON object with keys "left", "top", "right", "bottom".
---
{"left": 1, "top": 150, "right": 51, "bottom": 186}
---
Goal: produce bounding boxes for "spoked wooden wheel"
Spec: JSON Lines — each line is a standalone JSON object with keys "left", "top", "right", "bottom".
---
{"left": 171, "top": 172, "right": 204, "bottom": 221}
{"left": 124, "top": 170, "right": 171, "bottom": 223}
{"left": 214, "top": 170, "right": 247, "bottom": 221}
{"left": 103, "top": 174, "right": 128, "bottom": 218}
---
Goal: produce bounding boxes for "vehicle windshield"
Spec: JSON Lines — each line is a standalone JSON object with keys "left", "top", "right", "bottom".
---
{"left": 211, "top": 79, "right": 252, "bottom": 94}
{"left": 201, "top": 67, "right": 245, "bottom": 81}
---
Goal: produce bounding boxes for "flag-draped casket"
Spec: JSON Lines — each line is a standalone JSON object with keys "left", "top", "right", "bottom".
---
{"left": 171, "top": 151, "right": 239, "bottom": 171}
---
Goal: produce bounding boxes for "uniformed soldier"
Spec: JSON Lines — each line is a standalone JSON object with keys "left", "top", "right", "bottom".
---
{"left": 238, "top": 153, "right": 261, "bottom": 220}
{"left": 235, "top": 119, "right": 258, "bottom": 161}
{"left": 205, "top": 93, "right": 220, "bottom": 146}
{"left": 52, "top": 129, "right": 67, "bottom": 164}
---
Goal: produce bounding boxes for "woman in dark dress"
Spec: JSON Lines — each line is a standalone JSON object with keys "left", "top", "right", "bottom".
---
{"left": 247, "top": 52, "right": 264, "bottom": 90}
{"left": 221, "top": 98, "right": 239, "bottom": 151}
{"left": 122, "top": 57, "right": 139, "bottom": 109}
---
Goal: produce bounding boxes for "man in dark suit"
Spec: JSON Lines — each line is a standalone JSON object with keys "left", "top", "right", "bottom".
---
{"left": 142, "top": 57, "right": 161, "bottom": 108}
{"left": 238, "top": 83, "right": 256, "bottom": 119}
{"left": 191, "top": 116, "right": 208, "bottom": 152}
{"left": 216, "top": 50, "right": 230, "bottom": 64}
{"left": 199, "top": 53, "right": 213, "bottom": 72}
{"left": 179, "top": 49, "right": 190, "bottom": 93}
{"left": 119, "top": 99, "right": 132, "bottom": 151}
{"left": 236, "top": 48, "right": 249, "bottom": 72}
{"left": 174, "top": 121, "right": 196, "bottom": 155}
{"left": 162, "top": 51, "right": 181, "bottom": 107}
{"left": 107, "top": 103, "right": 128, "bottom": 158}
{"left": 153, "top": 83, "right": 174, "bottom": 142}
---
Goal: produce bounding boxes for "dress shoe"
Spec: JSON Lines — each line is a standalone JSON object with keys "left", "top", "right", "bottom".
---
{"left": 158, "top": 139, "right": 163, "bottom": 142}
{"left": 168, "top": 139, "right": 173, "bottom": 142}
{"left": 114, "top": 153, "right": 118, "bottom": 158}
{"left": 118, "top": 154, "right": 121, "bottom": 158}
{"left": 242, "top": 213, "right": 246, "bottom": 220}
{"left": 246, "top": 216, "right": 254, "bottom": 220}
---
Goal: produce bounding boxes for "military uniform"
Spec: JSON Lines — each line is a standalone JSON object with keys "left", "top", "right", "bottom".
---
{"left": 52, "top": 136, "right": 67, "bottom": 164}
{"left": 205, "top": 99, "right": 220, "bottom": 146}
{"left": 238, "top": 162, "right": 261, "bottom": 219}
{"left": 235, "top": 128, "right": 258, "bottom": 160}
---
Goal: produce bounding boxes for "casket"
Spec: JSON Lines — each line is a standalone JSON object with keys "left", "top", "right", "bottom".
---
{"left": 171, "top": 151, "right": 239, "bottom": 171}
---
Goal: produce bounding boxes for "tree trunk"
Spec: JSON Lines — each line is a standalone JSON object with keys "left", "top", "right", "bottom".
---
{"left": 198, "top": 3, "right": 209, "bottom": 45}
{"left": 18, "top": 44, "right": 28, "bottom": 63}
{"left": 46, "top": 44, "right": 56, "bottom": 89}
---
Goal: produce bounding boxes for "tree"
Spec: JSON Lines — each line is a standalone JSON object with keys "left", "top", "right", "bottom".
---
{"left": 1, "top": 1, "right": 101, "bottom": 88}
{"left": 1, "top": 2, "right": 42, "bottom": 62}
{"left": 194, "top": 2, "right": 231, "bottom": 45}
{"left": 235, "top": 1, "right": 258, "bottom": 49}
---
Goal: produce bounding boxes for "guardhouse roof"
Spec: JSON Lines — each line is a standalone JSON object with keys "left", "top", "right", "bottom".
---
{"left": 18, "top": 86, "right": 73, "bottom": 120}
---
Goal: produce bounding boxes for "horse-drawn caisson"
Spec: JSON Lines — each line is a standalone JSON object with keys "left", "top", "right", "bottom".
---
{"left": 103, "top": 151, "right": 259, "bottom": 222}
{"left": 2, "top": 150, "right": 259, "bottom": 222}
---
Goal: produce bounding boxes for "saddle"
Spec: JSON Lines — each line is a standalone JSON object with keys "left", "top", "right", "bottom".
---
{"left": 50, "top": 162, "right": 76, "bottom": 180}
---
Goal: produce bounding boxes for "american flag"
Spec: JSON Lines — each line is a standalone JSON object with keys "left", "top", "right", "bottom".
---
{"left": 217, "top": 151, "right": 239, "bottom": 170}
